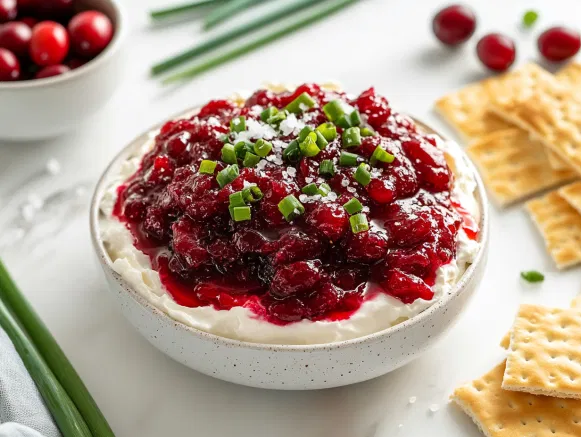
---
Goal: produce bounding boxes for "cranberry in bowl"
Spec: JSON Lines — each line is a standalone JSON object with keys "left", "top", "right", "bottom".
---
{"left": 0, "top": 0, "right": 125, "bottom": 140}
{"left": 91, "top": 84, "right": 489, "bottom": 389}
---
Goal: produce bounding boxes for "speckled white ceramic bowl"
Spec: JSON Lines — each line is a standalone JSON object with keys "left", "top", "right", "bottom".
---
{"left": 90, "top": 110, "right": 489, "bottom": 390}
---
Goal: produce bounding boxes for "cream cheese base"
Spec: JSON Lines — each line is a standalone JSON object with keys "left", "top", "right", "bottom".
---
{"left": 99, "top": 134, "right": 480, "bottom": 345}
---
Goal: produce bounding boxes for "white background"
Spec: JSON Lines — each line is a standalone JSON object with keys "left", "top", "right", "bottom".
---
{"left": 1, "top": 0, "right": 580, "bottom": 435}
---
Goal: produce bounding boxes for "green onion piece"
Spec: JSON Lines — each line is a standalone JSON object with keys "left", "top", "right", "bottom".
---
{"left": 219, "top": 133, "right": 230, "bottom": 143}
{"left": 301, "top": 183, "right": 319, "bottom": 195}
{"left": 298, "top": 126, "right": 315, "bottom": 142}
{"left": 204, "top": 0, "right": 269, "bottom": 29}
{"left": 299, "top": 132, "right": 320, "bottom": 157}
{"left": 522, "top": 10, "right": 538, "bottom": 28}
{"left": 243, "top": 152, "right": 261, "bottom": 168}
{"left": 0, "top": 260, "right": 113, "bottom": 437}
{"left": 234, "top": 140, "right": 254, "bottom": 158}
{"left": 343, "top": 198, "right": 363, "bottom": 215}
{"left": 278, "top": 194, "right": 305, "bottom": 221}
{"left": 254, "top": 139, "right": 273, "bottom": 157}
{"left": 315, "top": 131, "right": 329, "bottom": 149}
{"left": 286, "top": 92, "right": 316, "bottom": 113}
{"left": 216, "top": 164, "right": 239, "bottom": 188}
{"left": 319, "top": 159, "right": 335, "bottom": 176}
{"left": 360, "top": 126, "right": 376, "bottom": 137}
{"left": 343, "top": 127, "right": 362, "bottom": 148}
{"left": 355, "top": 163, "right": 371, "bottom": 186}
{"left": 318, "top": 183, "right": 332, "bottom": 197}
{"left": 349, "top": 110, "right": 362, "bottom": 126}
{"left": 199, "top": 159, "right": 217, "bottom": 174}
{"left": 242, "top": 185, "right": 263, "bottom": 202}
{"left": 520, "top": 270, "right": 544, "bottom": 283}
{"left": 370, "top": 145, "right": 395, "bottom": 165}
{"left": 221, "top": 144, "right": 237, "bottom": 164}
{"left": 283, "top": 140, "right": 301, "bottom": 163}
{"left": 150, "top": 0, "right": 223, "bottom": 21}
{"left": 260, "top": 107, "right": 278, "bottom": 122}
{"left": 323, "top": 100, "right": 345, "bottom": 122}
{"left": 316, "top": 122, "right": 337, "bottom": 141}
{"left": 349, "top": 213, "right": 369, "bottom": 233}
{"left": 335, "top": 114, "right": 352, "bottom": 129}
{"left": 229, "top": 191, "right": 247, "bottom": 207}
{"left": 231, "top": 206, "right": 252, "bottom": 222}
{"left": 162, "top": 0, "right": 359, "bottom": 83}
{"left": 267, "top": 110, "right": 287, "bottom": 125}
{"left": 230, "top": 116, "right": 246, "bottom": 133}
{"left": 339, "top": 151, "right": 359, "bottom": 167}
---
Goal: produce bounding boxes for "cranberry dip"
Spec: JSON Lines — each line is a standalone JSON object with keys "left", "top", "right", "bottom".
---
{"left": 100, "top": 84, "right": 480, "bottom": 345}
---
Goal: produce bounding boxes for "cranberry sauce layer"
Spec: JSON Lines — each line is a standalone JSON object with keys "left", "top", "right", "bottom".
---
{"left": 113, "top": 84, "right": 478, "bottom": 325}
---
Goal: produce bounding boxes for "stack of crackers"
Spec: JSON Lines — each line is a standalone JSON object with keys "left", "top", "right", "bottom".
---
{"left": 435, "top": 62, "right": 581, "bottom": 269}
{"left": 451, "top": 298, "right": 581, "bottom": 436}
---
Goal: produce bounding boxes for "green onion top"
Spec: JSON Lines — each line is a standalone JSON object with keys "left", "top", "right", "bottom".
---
{"left": 315, "top": 131, "right": 329, "bottom": 150}
{"left": 520, "top": 270, "right": 544, "bottom": 283}
{"left": 298, "top": 126, "right": 315, "bottom": 142}
{"left": 285, "top": 92, "right": 316, "bottom": 113}
{"left": 370, "top": 145, "right": 395, "bottom": 165}
{"left": 343, "top": 127, "right": 362, "bottom": 148}
{"left": 318, "top": 183, "right": 332, "bottom": 197}
{"left": 199, "top": 160, "right": 217, "bottom": 175}
{"left": 267, "top": 110, "right": 287, "bottom": 125}
{"left": 349, "top": 110, "right": 362, "bottom": 126}
{"left": 216, "top": 164, "right": 239, "bottom": 188}
{"left": 230, "top": 116, "right": 246, "bottom": 133}
{"left": 316, "top": 122, "right": 337, "bottom": 141}
{"left": 229, "top": 191, "right": 247, "bottom": 207}
{"left": 234, "top": 141, "right": 254, "bottom": 159}
{"left": 260, "top": 107, "right": 278, "bottom": 122}
{"left": 360, "top": 126, "right": 376, "bottom": 137}
{"left": 522, "top": 10, "right": 538, "bottom": 28}
{"left": 350, "top": 213, "right": 369, "bottom": 234}
{"left": 343, "top": 198, "right": 363, "bottom": 215}
{"left": 299, "top": 132, "right": 320, "bottom": 157}
{"left": 354, "top": 163, "right": 371, "bottom": 186}
{"left": 221, "top": 144, "right": 238, "bottom": 164}
{"left": 282, "top": 140, "right": 301, "bottom": 163}
{"left": 278, "top": 194, "right": 305, "bottom": 221}
{"left": 335, "top": 114, "right": 352, "bottom": 129}
{"left": 243, "top": 152, "right": 261, "bottom": 168}
{"left": 339, "top": 151, "right": 359, "bottom": 167}
{"left": 319, "top": 159, "right": 336, "bottom": 176}
{"left": 301, "top": 183, "right": 319, "bottom": 196}
{"left": 242, "top": 185, "right": 263, "bottom": 203}
{"left": 253, "top": 139, "right": 273, "bottom": 157}
{"left": 323, "top": 100, "right": 344, "bottom": 122}
{"left": 231, "top": 206, "right": 252, "bottom": 222}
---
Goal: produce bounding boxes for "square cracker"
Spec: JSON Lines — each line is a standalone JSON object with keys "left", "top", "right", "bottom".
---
{"left": 452, "top": 361, "right": 581, "bottom": 437}
{"left": 526, "top": 191, "right": 581, "bottom": 269}
{"left": 466, "top": 129, "right": 576, "bottom": 206}
{"left": 503, "top": 304, "right": 581, "bottom": 400}
{"left": 558, "top": 181, "right": 581, "bottom": 215}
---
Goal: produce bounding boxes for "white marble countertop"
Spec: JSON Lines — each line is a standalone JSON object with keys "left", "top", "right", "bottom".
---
{"left": 1, "top": 0, "right": 580, "bottom": 435}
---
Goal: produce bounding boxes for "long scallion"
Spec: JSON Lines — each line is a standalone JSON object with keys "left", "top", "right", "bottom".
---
{"left": 150, "top": 0, "right": 223, "bottom": 20}
{"left": 204, "top": 0, "right": 270, "bottom": 30}
{"left": 163, "top": 0, "right": 359, "bottom": 83}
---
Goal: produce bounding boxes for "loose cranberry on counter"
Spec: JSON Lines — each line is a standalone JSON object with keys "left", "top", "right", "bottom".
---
{"left": 68, "top": 10, "right": 113, "bottom": 58}
{"left": 538, "top": 26, "right": 581, "bottom": 62}
{"left": 35, "top": 63, "right": 68, "bottom": 78}
{"left": 476, "top": 33, "right": 516, "bottom": 72}
{"left": 0, "top": 0, "right": 16, "bottom": 22}
{"left": 0, "top": 47, "right": 19, "bottom": 80}
{"left": 0, "top": 21, "right": 32, "bottom": 58}
{"left": 432, "top": 4, "right": 476, "bottom": 46}
{"left": 29, "top": 20, "right": 69, "bottom": 66}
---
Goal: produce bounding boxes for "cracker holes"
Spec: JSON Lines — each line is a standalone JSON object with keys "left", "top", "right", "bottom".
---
{"left": 521, "top": 419, "right": 527, "bottom": 426}
{"left": 573, "top": 418, "right": 580, "bottom": 424}
{"left": 507, "top": 401, "right": 515, "bottom": 409}
{"left": 569, "top": 375, "right": 576, "bottom": 382}
{"left": 536, "top": 417, "right": 543, "bottom": 423}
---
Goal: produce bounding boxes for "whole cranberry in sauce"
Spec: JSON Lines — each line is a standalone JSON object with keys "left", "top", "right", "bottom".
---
{"left": 476, "top": 33, "right": 516, "bottom": 72}
{"left": 538, "top": 26, "right": 581, "bottom": 62}
{"left": 432, "top": 4, "right": 476, "bottom": 46}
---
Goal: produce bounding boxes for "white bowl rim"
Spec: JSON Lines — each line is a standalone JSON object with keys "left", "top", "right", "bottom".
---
{"left": 0, "top": 0, "right": 126, "bottom": 90}
{"left": 90, "top": 106, "right": 490, "bottom": 352}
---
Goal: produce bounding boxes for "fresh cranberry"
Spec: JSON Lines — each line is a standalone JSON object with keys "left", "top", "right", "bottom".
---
{"left": 380, "top": 269, "right": 434, "bottom": 304}
{"left": 35, "top": 63, "right": 69, "bottom": 79}
{"left": 67, "top": 57, "right": 86, "bottom": 69}
{"left": 0, "top": 22, "right": 32, "bottom": 58}
{"left": 538, "top": 27, "right": 581, "bottom": 62}
{"left": 432, "top": 4, "right": 476, "bottom": 46}
{"left": 270, "top": 261, "right": 323, "bottom": 298}
{"left": 0, "top": 47, "right": 19, "bottom": 80}
{"left": 29, "top": 21, "right": 69, "bottom": 66}
{"left": 0, "top": 0, "right": 16, "bottom": 22}
{"left": 306, "top": 203, "right": 349, "bottom": 241}
{"left": 343, "top": 230, "right": 388, "bottom": 263}
{"left": 476, "top": 33, "right": 516, "bottom": 72}
{"left": 19, "top": 16, "right": 37, "bottom": 28}
{"left": 34, "top": 0, "right": 74, "bottom": 17}
{"left": 68, "top": 10, "right": 113, "bottom": 58}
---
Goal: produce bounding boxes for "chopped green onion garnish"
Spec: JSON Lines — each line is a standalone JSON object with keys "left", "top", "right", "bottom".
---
{"left": 199, "top": 159, "right": 217, "bottom": 174}
{"left": 219, "top": 133, "right": 230, "bottom": 143}
{"left": 343, "top": 198, "right": 363, "bottom": 215}
{"left": 229, "top": 191, "right": 247, "bottom": 207}
{"left": 232, "top": 206, "right": 252, "bottom": 222}
{"left": 230, "top": 116, "right": 246, "bottom": 133}
{"left": 522, "top": 10, "right": 538, "bottom": 28}
{"left": 354, "top": 163, "right": 371, "bottom": 186}
{"left": 285, "top": 92, "right": 316, "bottom": 113}
{"left": 335, "top": 114, "right": 352, "bottom": 129}
{"left": 234, "top": 140, "right": 254, "bottom": 159}
{"left": 316, "top": 122, "right": 337, "bottom": 141}
{"left": 520, "top": 270, "right": 544, "bottom": 283}
{"left": 319, "top": 159, "right": 335, "bottom": 176}
{"left": 343, "top": 127, "right": 362, "bottom": 148}
{"left": 339, "top": 151, "right": 359, "bottom": 167}
{"left": 360, "top": 126, "right": 376, "bottom": 137}
{"left": 283, "top": 140, "right": 301, "bottom": 163}
{"left": 243, "top": 152, "right": 261, "bottom": 167}
{"left": 278, "top": 194, "right": 305, "bottom": 221}
{"left": 349, "top": 213, "right": 369, "bottom": 233}
{"left": 315, "top": 131, "right": 329, "bottom": 150}
{"left": 260, "top": 107, "right": 278, "bottom": 122}
{"left": 253, "top": 139, "right": 273, "bottom": 157}
{"left": 318, "top": 183, "right": 331, "bottom": 197}
{"left": 323, "top": 100, "right": 344, "bottom": 122}
{"left": 221, "top": 144, "right": 237, "bottom": 164}
{"left": 370, "top": 145, "right": 395, "bottom": 165}
{"left": 298, "top": 126, "right": 315, "bottom": 142}
{"left": 216, "top": 164, "right": 239, "bottom": 188}
{"left": 299, "top": 132, "right": 320, "bottom": 157}
{"left": 267, "top": 110, "right": 287, "bottom": 125}
{"left": 301, "top": 183, "right": 319, "bottom": 195}
{"left": 349, "top": 110, "right": 362, "bottom": 126}
{"left": 242, "top": 185, "right": 263, "bottom": 203}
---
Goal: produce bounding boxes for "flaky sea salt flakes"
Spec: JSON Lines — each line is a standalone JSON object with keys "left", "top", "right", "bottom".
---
{"left": 429, "top": 404, "right": 440, "bottom": 413}
{"left": 408, "top": 396, "right": 417, "bottom": 404}
{"left": 341, "top": 178, "right": 350, "bottom": 187}
{"left": 286, "top": 167, "right": 296, "bottom": 177}
{"left": 46, "top": 158, "right": 61, "bottom": 175}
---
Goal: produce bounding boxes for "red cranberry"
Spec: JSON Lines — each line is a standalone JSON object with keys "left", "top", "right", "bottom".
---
{"left": 304, "top": 283, "right": 340, "bottom": 317}
{"left": 30, "top": 21, "right": 69, "bottom": 66}
{"left": 34, "top": 0, "right": 74, "bottom": 17}
{"left": 68, "top": 11, "right": 113, "bottom": 58}
{"left": 380, "top": 269, "right": 434, "bottom": 304}
{"left": 0, "top": 47, "right": 19, "bottom": 80}
{"left": 401, "top": 139, "right": 451, "bottom": 192}
{"left": 343, "top": 230, "right": 388, "bottom": 263}
{"left": 19, "top": 16, "right": 37, "bottom": 28}
{"left": 268, "top": 297, "right": 307, "bottom": 323}
{"left": 171, "top": 218, "right": 210, "bottom": 269}
{"left": 270, "top": 261, "right": 323, "bottom": 298}
{"left": 476, "top": 33, "right": 516, "bottom": 72}
{"left": 0, "top": 22, "right": 32, "bottom": 58}
{"left": 0, "top": 0, "right": 16, "bottom": 22}
{"left": 271, "top": 229, "right": 324, "bottom": 265}
{"left": 35, "top": 63, "right": 69, "bottom": 79}
{"left": 305, "top": 203, "right": 349, "bottom": 241}
{"left": 355, "top": 88, "right": 391, "bottom": 128}
{"left": 432, "top": 4, "right": 476, "bottom": 46}
{"left": 538, "top": 27, "right": 581, "bottom": 62}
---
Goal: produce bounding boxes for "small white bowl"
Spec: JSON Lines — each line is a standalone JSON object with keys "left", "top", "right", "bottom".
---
{"left": 90, "top": 113, "right": 489, "bottom": 390}
{"left": 0, "top": 0, "right": 126, "bottom": 141}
